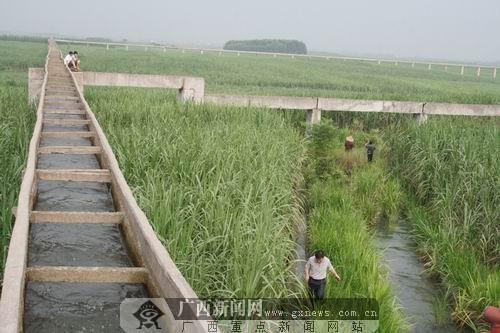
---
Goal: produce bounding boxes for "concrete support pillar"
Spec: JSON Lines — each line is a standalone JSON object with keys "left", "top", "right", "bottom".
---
{"left": 414, "top": 112, "right": 428, "bottom": 124}
{"left": 178, "top": 77, "right": 205, "bottom": 104}
{"left": 477, "top": 67, "right": 481, "bottom": 77}
{"left": 414, "top": 103, "right": 428, "bottom": 125}
{"left": 461, "top": 66, "right": 465, "bottom": 75}
{"left": 28, "top": 68, "right": 44, "bottom": 104}
{"left": 306, "top": 109, "right": 322, "bottom": 125}
{"left": 106, "top": 44, "right": 109, "bottom": 50}
{"left": 494, "top": 68, "right": 497, "bottom": 79}
{"left": 306, "top": 109, "right": 322, "bottom": 137}
{"left": 428, "top": 64, "right": 432, "bottom": 70}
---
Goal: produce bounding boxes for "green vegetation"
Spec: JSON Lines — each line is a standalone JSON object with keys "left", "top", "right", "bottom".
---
{"left": 0, "top": 40, "right": 497, "bottom": 332}
{"left": 0, "top": 40, "right": 45, "bottom": 276}
{"left": 432, "top": 293, "right": 452, "bottom": 327}
{"left": 389, "top": 118, "right": 499, "bottom": 264}
{"left": 305, "top": 122, "right": 408, "bottom": 332}
{"left": 59, "top": 43, "right": 500, "bottom": 104}
{"left": 86, "top": 87, "right": 305, "bottom": 298}
{"left": 223, "top": 39, "right": 307, "bottom": 54}
{"left": 317, "top": 113, "right": 500, "bottom": 331}
{"left": 73, "top": 42, "right": 499, "bottom": 331}
{"left": 388, "top": 118, "right": 500, "bottom": 330}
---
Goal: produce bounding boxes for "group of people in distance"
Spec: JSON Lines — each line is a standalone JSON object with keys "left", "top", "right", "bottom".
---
{"left": 345, "top": 136, "right": 376, "bottom": 162}
{"left": 63, "top": 51, "right": 80, "bottom": 71}
{"left": 305, "top": 139, "right": 377, "bottom": 300}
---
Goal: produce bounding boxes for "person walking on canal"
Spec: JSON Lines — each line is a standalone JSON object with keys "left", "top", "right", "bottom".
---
{"left": 305, "top": 250, "right": 341, "bottom": 299}
{"left": 365, "top": 140, "right": 376, "bottom": 162}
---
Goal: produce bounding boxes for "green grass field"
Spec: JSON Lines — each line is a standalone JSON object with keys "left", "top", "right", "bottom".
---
{"left": 83, "top": 87, "right": 410, "bottom": 332}
{"left": 59, "top": 43, "right": 500, "bottom": 104}
{"left": 387, "top": 118, "right": 500, "bottom": 330}
{"left": 0, "top": 39, "right": 498, "bottom": 332}
{"left": 0, "top": 41, "right": 45, "bottom": 274}
{"left": 85, "top": 87, "right": 306, "bottom": 299}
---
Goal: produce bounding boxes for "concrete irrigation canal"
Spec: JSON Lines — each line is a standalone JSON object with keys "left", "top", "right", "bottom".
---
{"left": 1, "top": 39, "right": 499, "bottom": 333}
{"left": 0, "top": 41, "right": 209, "bottom": 332}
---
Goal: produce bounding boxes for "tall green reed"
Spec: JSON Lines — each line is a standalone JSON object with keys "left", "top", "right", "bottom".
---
{"left": 0, "top": 40, "right": 44, "bottom": 279}
{"left": 387, "top": 117, "right": 499, "bottom": 330}
{"left": 87, "top": 87, "right": 305, "bottom": 298}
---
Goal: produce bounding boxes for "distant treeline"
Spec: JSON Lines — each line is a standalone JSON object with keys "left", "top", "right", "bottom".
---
{"left": 0, "top": 35, "right": 47, "bottom": 43}
{"left": 223, "top": 39, "right": 308, "bottom": 55}
{"left": 84, "top": 37, "right": 115, "bottom": 43}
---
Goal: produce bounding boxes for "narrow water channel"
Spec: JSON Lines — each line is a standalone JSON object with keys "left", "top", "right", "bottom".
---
{"left": 294, "top": 216, "right": 307, "bottom": 278}
{"left": 375, "top": 220, "right": 458, "bottom": 333}
{"left": 25, "top": 119, "right": 149, "bottom": 331}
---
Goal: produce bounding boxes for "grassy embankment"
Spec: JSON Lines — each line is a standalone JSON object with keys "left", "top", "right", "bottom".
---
{"left": 87, "top": 87, "right": 413, "bottom": 331}
{"left": 317, "top": 113, "right": 499, "bottom": 331}
{"left": 305, "top": 120, "right": 409, "bottom": 332}
{"left": 388, "top": 118, "right": 500, "bottom": 331}
{"left": 60, "top": 43, "right": 500, "bottom": 104}
{"left": 86, "top": 87, "right": 306, "bottom": 298}
{"left": 0, "top": 40, "right": 46, "bottom": 278}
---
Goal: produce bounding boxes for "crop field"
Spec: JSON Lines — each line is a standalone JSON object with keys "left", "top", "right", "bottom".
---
{"left": 59, "top": 43, "right": 500, "bottom": 104}
{"left": 0, "top": 40, "right": 46, "bottom": 274}
{"left": 388, "top": 118, "right": 500, "bottom": 330}
{"left": 306, "top": 116, "right": 499, "bottom": 331}
{"left": 0, "top": 39, "right": 498, "bottom": 332}
{"left": 85, "top": 87, "right": 306, "bottom": 299}
{"left": 83, "top": 87, "right": 414, "bottom": 331}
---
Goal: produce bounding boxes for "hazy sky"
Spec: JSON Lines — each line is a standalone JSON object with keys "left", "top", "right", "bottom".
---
{"left": 1, "top": 0, "right": 499, "bottom": 63}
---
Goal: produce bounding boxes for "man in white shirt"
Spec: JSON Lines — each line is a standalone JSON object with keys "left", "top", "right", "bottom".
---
{"left": 64, "top": 51, "right": 75, "bottom": 70}
{"left": 304, "top": 250, "right": 341, "bottom": 299}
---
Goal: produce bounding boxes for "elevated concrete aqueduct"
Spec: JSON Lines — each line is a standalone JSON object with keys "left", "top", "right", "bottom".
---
{"left": 2, "top": 42, "right": 215, "bottom": 333}
{"left": 29, "top": 68, "right": 500, "bottom": 124}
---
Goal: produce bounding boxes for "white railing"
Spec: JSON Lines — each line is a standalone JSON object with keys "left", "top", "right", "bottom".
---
{"left": 54, "top": 39, "right": 498, "bottom": 78}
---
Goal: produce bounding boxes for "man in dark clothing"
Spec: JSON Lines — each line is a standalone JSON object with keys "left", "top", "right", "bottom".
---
{"left": 365, "top": 141, "right": 376, "bottom": 162}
